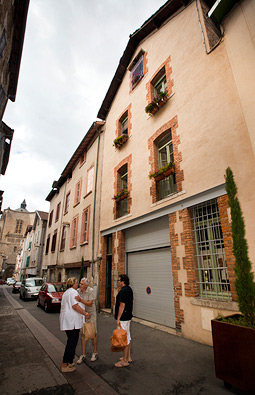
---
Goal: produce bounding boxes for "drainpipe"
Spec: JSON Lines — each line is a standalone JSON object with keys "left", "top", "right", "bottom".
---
{"left": 91, "top": 126, "right": 101, "bottom": 280}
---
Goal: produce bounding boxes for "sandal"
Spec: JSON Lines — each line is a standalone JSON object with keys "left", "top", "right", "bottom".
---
{"left": 115, "top": 360, "right": 129, "bottom": 368}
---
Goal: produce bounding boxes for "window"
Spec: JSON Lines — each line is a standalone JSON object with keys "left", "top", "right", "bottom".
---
{"left": 80, "top": 207, "right": 90, "bottom": 244}
{"left": 64, "top": 192, "right": 70, "bottom": 213}
{"left": 60, "top": 225, "right": 66, "bottom": 251}
{"left": 80, "top": 150, "right": 86, "bottom": 165}
{"left": 74, "top": 179, "right": 82, "bottom": 205}
{"left": 120, "top": 113, "right": 128, "bottom": 135}
{"left": 26, "top": 256, "right": 30, "bottom": 268}
{"left": 191, "top": 199, "right": 231, "bottom": 300}
{"left": 86, "top": 167, "right": 94, "bottom": 194}
{"left": 130, "top": 56, "right": 144, "bottom": 89}
{"left": 51, "top": 230, "right": 57, "bottom": 253}
{"left": 154, "top": 72, "right": 167, "bottom": 96}
{"left": 157, "top": 132, "right": 176, "bottom": 200}
{"left": 70, "top": 216, "right": 79, "bottom": 248}
{"left": 45, "top": 235, "right": 50, "bottom": 255}
{"left": 117, "top": 164, "right": 128, "bottom": 218}
{"left": 48, "top": 210, "right": 53, "bottom": 227}
{"left": 15, "top": 219, "right": 23, "bottom": 234}
{"left": 55, "top": 202, "right": 61, "bottom": 222}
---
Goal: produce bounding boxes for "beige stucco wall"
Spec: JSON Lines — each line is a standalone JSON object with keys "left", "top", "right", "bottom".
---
{"left": 99, "top": 1, "right": 255, "bottom": 344}
{"left": 42, "top": 131, "right": 104, "bottom": 283}
{"left": 100, "top": 1, "right": 255, "bottom": 261}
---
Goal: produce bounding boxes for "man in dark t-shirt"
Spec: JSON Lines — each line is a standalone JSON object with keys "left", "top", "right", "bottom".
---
{"left": 114, "top": 274, "right": 133, "bottom": 367}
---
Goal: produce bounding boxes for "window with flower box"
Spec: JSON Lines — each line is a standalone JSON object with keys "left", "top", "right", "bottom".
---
{"left": 157, "top": 132, "right": 176, "bottom": 200}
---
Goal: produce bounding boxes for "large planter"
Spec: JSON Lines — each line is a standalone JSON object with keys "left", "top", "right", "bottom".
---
{"left": 211, "top": 314, "right": 255, "bottom": 393}
{"left": 153, "top": 167, "right": 175, "bottom": 182}
{"left": 113, "top": 134, "right": 128, "bottom": 148}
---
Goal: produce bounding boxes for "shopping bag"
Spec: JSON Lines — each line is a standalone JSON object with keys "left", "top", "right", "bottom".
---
{"left": 83, "top": 321, "right": 95, "bottom": 340}
{"left": 110, "top": 328, "right": 127, "bottom": 352}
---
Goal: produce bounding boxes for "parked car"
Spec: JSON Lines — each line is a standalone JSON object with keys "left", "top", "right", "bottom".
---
{"left": 20, "top": 278, "right": 44, "bottom": 300}
{"left": 37, "top": 282, "right": 67, "bottom": 312}
{"left": 12, "top": 281, "right": 22, "bottom": 293}
{"left": 7, "top": 278, "right": 16, "bottom": 286}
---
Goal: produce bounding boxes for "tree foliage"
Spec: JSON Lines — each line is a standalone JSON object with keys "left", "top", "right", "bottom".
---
{"left": 225, "top": 167, "right": 255, "bottom": 326}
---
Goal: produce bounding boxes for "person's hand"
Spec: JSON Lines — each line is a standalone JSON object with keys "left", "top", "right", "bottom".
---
{"left": 117, "top": 319, "right": 121, "bottom": 327}
{"left": 75, "top": 295, "right": 81, "bottom": 302}
{"left": 85, "top": 313, "right": 91, "bottom": 320}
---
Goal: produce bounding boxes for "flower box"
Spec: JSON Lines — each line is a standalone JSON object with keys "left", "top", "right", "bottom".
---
{"left": 113, "top": 134, "right": 129, "bottom": 148}
{"left": 149, "top": 163, "right": 175, "bottom": 181}
{"left": 112, "top": 189, "right": 128, "bottom": 202}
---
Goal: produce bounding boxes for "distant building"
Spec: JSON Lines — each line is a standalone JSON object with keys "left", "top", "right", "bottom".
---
{"left": 43, "top": 121, "right": 104, "bottom": 286}
{"left": 0, "top": 200, "right": 35, "bottom": 279}
{"left": 16, "top": 210, "right": 48, "bottom": 280}
{"left": 0, "top": 0, "right": 30, "bottom": 211}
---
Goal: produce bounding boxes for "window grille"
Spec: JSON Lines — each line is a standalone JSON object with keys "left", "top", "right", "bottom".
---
{"left": 191, "top": 199, "right": 231, "bottom": 300}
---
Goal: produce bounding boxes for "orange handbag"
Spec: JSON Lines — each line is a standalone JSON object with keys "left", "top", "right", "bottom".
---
{"left": 110, "top": 327, "right": 127, "bottom": 352}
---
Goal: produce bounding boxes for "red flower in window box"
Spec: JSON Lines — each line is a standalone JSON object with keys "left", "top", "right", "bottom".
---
{"left": 112, "top": 189, "right": 128, "bottom": 202}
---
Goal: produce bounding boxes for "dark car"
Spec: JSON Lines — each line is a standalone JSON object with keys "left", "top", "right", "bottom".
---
{"left": 37, "top": 282, "right": 66, "bottom": 312}
{"left": 12, "top": 281, "right": 22, "bottom": 293}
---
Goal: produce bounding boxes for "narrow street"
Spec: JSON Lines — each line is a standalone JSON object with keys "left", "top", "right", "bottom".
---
{"left": 2, "top": 286, "right": 247, "bottom": 395}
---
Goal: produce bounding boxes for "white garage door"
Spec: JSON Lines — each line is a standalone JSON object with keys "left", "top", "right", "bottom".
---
{"left": 128, "top": 248, "right": 175, "bottom": 327}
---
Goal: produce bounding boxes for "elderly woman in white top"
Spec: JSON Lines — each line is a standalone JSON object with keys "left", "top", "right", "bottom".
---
{"left": 60, "top": 277, "right": 90, "bottom": 373}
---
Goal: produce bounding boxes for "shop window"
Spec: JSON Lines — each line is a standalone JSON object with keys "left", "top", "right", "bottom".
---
{"left": 80, "top": 206, "right": 90, "bottom": 244}
{"left": 191, "top": 199, "right": 231, "bottom": 300}
{"left": 157, "top": 132, "right": 176, "bottom": 200}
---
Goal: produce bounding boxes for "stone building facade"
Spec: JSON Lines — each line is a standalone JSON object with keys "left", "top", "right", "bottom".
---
{"left": 0, "top": 200, "right": 35, "bottom": 279}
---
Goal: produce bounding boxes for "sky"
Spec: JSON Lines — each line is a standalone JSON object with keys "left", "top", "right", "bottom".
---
{"left": 1, "top": 0, "right": 166, "bottom": 213}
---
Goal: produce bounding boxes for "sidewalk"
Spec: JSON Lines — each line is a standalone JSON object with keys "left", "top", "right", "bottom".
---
{"left": 0, "top": 286, "right": 247, "bottom": 395}
{"left": 0, "top": 286, "right": 117, "bottom": 395}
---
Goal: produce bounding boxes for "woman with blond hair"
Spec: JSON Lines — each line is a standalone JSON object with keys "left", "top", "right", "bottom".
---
{"left": 60, "top": 277, "right": 90, "bottom": 373}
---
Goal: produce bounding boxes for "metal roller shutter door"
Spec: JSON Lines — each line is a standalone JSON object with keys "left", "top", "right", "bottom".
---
{"left": 127, "top": 247, "right": 175, "bottom": 328}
